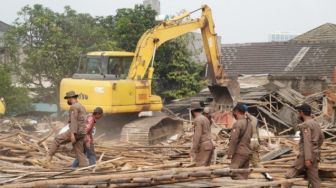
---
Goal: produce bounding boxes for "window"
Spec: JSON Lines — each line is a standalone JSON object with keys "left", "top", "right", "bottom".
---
{"left": 108, "top": 57, "right": 132, "bottom": 79}
{"left": 77, "top": 56, "right": 102, "bottom": 74}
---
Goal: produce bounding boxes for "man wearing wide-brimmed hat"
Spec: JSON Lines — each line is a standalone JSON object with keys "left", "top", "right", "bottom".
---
{"left": 190, "top": 101, "right": 214, "bottom": 166}
{"left": 45, "top": 91, "right": 89, "bottom": 167}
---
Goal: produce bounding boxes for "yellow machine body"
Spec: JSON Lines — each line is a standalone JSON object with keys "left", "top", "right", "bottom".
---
{"left": 59, "top": 5, "right": 239, "bottom": 144}
{"left": 0, "top": 100, "right": 5, "bottom": 115}
{"left": 60, "top": 52, "right": 162, "bottom": 114}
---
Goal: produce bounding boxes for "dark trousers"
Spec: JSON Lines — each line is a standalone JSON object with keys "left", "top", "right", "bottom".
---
{"left": 72, "top": 144, "right": 96, "bottom": 168}
{"left": 230, "top": 154, "right": 251, "bottom": 180}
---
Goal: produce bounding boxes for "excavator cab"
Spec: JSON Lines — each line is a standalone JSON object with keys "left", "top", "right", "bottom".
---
{"left": 73, "top": 51, "right": 134, "bottom": 80}
{"left": 60, "top": 51, "right": 163, "bottom": 113}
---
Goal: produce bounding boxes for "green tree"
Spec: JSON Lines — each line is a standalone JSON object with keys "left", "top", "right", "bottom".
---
{"left": 0, "top": 66, "right": 31, "bottom": 115}
{"left": 154, "top": 37, "right": 204, "bottom": 101}
{"left": 4, "top": 5, "right": 116, "bottom": 104}
{"left": 111, "top": 5, "right": 204, "bottom": 101}
{"left": 112, "top": 5, "right": 157, "bottom": 51}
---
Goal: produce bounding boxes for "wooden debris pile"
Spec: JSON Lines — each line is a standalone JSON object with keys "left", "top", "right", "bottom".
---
{"left": 1, "top": 116, "right": 336, "bottom": 187}
{"left": 1, "top": 75, "right": 336, "bottom": 187}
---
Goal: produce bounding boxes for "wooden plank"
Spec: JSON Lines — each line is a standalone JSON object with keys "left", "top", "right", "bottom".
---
{"left": 260, "top": 147, "right": 292, "bottom": 161}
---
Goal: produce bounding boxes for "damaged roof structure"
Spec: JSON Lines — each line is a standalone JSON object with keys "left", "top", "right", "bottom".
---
{"left": 166, "top": 23, "right": 336, "bottom": 138}
{"left": 213, "top": 23, "right": 336, "bottom": 137}
{"left": 221, "top": 23, "right": 336, "bottom": 95}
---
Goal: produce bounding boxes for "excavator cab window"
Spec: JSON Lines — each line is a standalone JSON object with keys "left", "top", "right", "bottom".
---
{"left": 77, "top": 56, "right": 102, "bottom": 74}
{"left": 107, "top": 57, "right": 132, "bottom": 79}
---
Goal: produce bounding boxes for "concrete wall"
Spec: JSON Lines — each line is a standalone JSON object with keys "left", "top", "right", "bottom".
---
{"left": 270, "top": 76, "right": 329, "bottom": 95}
{"left": 143, "top": 0, "right": 160, "bottom": 14}
{"left": 185, "top": 32, "right": 222, "bottom": 64}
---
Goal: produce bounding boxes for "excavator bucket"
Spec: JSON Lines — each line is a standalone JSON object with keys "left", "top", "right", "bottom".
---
{"left": 120, "top": 114, "right": 183, "bottom": 145}
{"left": 208, "top": 79, "right": 240, "bottom": 108}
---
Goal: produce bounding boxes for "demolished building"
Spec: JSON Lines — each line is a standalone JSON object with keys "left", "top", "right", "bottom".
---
{"left": 221, "top": 23, "right": 336, "bottom": 95}
{"left": 167, "top": 23, "right": 336, "bottom": 135}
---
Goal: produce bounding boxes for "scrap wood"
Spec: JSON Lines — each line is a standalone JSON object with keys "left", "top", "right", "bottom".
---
{"left": 261, "top": 156, "right": 296, "bottom": 165}
{"left": 0, "top": 141, "right": 32, "bottom": 150}
{"left": 224, "top": 178, "right": 304, "bottom": 188}
{"left": 0, "top": 155, "right": 38, "bottom": 165}
{"left": 1, "top": 92, "right": 336, "bottom": 187}
{"left": 48, "top": 157, "right": 124, "bottom": 178}
{"left": 260, "top": 147, "right": 291, "bottom": 161}
{"left": 37, "top": 130, "right": 55, "bottom": 144}
{"left": 0, "top": 131, "right": 20, "bottom": 140}
{"left": 93, "top": 151, "right": 105, "bottom": 172}
{"left": 0, "top": 173, "right": 33, "bottom": 185}
{"left": 1, "top": 167, "right": 286, "bottom": 188}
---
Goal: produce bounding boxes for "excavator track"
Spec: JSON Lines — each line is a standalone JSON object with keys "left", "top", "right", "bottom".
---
{"left": 120, "top": 114, "right": 183, "bottom": 145}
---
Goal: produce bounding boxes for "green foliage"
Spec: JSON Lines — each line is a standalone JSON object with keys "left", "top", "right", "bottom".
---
{"left": 110, "top": 5, "right": 204, "bottom": 100}
{"left": 4, "top": 4, "right": 116, "bottom": 103}
{"left": 111, "top": 5, "right": 157, "bottom": 51}
{"left": 4, "top": 3, "right": 204, "bottom": 106}
{"left": 154, "top": 37, "right": 205, "bottom": 100}
{"left": 0, "top": 66, "right": 31, "bottom": 115}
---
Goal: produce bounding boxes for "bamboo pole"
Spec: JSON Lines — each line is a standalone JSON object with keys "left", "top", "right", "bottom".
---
{"left": 2, "top": 167, "right": 287, "bottom": 188}
{"left": 0, "top": 131, "right": 19, "bottom": 141}
{"left": 262, "top": 117, "right": 271, "bottom": 145}
{"left": 0, "top": 141, "right": 31, "bottom": 150}
{"left": 93, "top": 152, "right": 105, "bottom": 173}
{"left": 0, "top": 173, "right": 32, "bottom": 185}
{"left": 97, "top": 145, "right": 190, "bottom": 149}
{"left": 261, "top": 156, "right": 296, "bottom": 165}
{"left": 224, "top": 178, "right": 304, "bottom": 188}
{"left": 37, "top": 130, "right": 54, "bottom": 145}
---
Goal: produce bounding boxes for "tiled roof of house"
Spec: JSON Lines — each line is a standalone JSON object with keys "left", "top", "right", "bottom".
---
{"left": 221, "top": 23, "right": 336, "bottom": 79}
{"left": 292, "top": 23, "right": 336, "bottom": 42}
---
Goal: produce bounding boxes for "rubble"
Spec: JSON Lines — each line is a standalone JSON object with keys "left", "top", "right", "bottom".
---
{"left": 0, "top": 113, "right": 336, "bottom": 187}
{"left": 1, "top": 76, "right": 336, "bottom": 187}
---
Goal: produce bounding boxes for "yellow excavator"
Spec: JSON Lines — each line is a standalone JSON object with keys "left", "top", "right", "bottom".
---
{"left": 60, "top": 5, "right": 239, "bottom": 144}
{"left": 0, "top": 97, "right": 5, "bottom": 115}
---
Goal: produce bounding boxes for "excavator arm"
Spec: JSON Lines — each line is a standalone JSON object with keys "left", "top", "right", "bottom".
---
{"left": 128, "top": 5, "right": 223, "bottom": 82}
{"left": 128, "top": 5, "right": 239, "bottom": 106}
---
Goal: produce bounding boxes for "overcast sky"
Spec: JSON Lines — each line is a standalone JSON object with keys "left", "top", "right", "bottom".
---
{"left": 0, "top": 0, "right": 335, "bottom": 43}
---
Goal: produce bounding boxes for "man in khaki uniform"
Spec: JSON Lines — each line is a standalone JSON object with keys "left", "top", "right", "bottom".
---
{"left": 45, "top": 91, "right": 88, "bottom": 167}
{"left": 282, "top": 104, "right": 324, "bottom": 188}
{"left": 247, "top": 112, "right": 273, "bottom": 181}
{"left": 227, "top": 104, "right": 253, "bottom": 180}
{"left": 190, "top": 102, "right": 214, "bottom": 166}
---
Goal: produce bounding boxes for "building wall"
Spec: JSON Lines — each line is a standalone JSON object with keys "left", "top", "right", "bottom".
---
{"left": 0, "top": 21, "right": 10, "bottom": 57}
{"left": 270, "top": 77, "right": 329, "bottom": 95}
{"left": 268, "top": 33, "right": 298, "bottom": 42}
{"left": 143, "top": 0, "right": 160, "bottom": 14}
{"left": 185, "top": 32, "right": 222, "bottom": 64}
